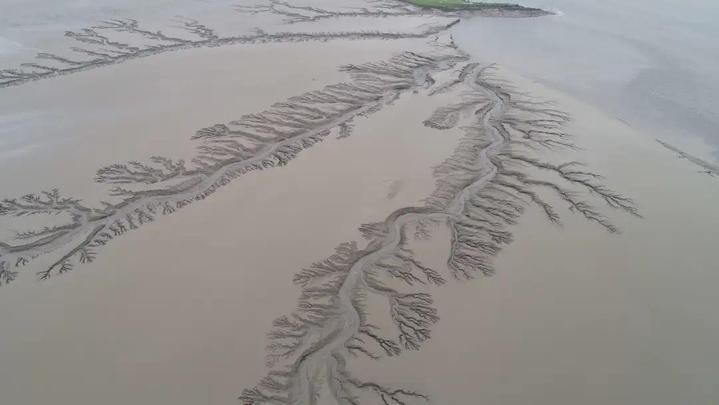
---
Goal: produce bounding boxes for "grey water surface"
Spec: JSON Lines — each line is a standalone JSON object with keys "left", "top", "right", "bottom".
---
{"left": 455, "top": 0, "right": 719, "bottom": 159}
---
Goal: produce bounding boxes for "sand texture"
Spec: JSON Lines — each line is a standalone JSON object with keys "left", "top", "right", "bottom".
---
{"left": 1, "top": 1, "right": 718, "bottom": 404}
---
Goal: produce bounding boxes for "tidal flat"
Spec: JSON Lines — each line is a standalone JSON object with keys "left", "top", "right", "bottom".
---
{"left": 1, "top": 1, "right": 718, "bottom": 404}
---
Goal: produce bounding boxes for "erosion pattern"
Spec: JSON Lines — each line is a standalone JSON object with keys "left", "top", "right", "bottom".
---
{"left": 237, "top": 59, "right": 639, "bottom": 404}
{"left": 0, "top": 2, "right": 637, "bottom": 404}
{"left": 238, "top": 0, "right": 549, "bottom": 22}
{"left": 0, "top": 43, "right": 466, "bottom": 285}
{"left": 0, "top": 0, "right": 547, "bottom": 89}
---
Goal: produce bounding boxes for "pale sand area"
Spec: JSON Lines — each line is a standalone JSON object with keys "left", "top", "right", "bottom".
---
{"left": 0, "top": 36, "right": 462, "bottom": 404}
{"left": 1, "top": 9, "right": 719, "bottom": 405}
{"left": 0, "top": 36, "right": 436, "bottom": 203}
{"left": 352, "top": 69, "right": 719, "bottom": 404}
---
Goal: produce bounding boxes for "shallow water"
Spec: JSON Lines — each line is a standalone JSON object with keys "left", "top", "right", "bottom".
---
{"left": 454, "top": 0, "right": 719, "bottom": 159}
{"left": 4, "top": 0, "right": 717, "bottom": 159}
{"left": 1, "top": 2, "right": 718, "bottom": 404}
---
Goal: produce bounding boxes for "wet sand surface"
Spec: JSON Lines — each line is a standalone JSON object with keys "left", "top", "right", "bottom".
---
{"left": 355, "top": 72, "right": 719, "bottom": 404}
{"left": 1, "top": 1, "right": 718, "bottom": 404}
{"left": 451, "top": 0, "right": 719, "bottom": 160}
{"left": 0, "top": 38, "right": 424, "bottom": 200}
{"left": 0, "top": 91, "right": 455, "bottom": 404}
{"left": 0, "top": 34, "right": 461, "bottom": 403}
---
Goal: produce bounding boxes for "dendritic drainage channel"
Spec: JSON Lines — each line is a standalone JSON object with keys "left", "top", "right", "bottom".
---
{"left": 0, "top": 43, "right": 465, "bottom": 285}
{"left": 0, "top": 0, "right": 549, "bottom": 90}
{"left": 238, "top": 62, "right": 640, "bottom": 403}
{"left": 0, "top": 43, "right": 640, "bottom": 405}
{"left": 236, "top": 0, "right": 549, "bottom": 24}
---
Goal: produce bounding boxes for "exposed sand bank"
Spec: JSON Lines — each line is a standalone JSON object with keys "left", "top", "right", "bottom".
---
{"left": 1, "top": 2, "right": 718, "bottom": 404}
{"left": 0, "top": 34, "right": 464, "bottom": 404}
{"left": 0, "top": 38, "right": 431, "bottom": 203}
{"left": 352, "top": 68, "right": 719, "bottom": 404}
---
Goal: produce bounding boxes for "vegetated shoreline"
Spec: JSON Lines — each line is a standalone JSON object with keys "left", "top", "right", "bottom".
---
{"left": 401, "top": 0, "right": 552, "bottom": 16}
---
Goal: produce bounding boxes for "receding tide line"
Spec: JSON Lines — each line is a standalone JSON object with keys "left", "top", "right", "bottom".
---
{"left": 657, "top": 139, "right": 719, "bottom": 177}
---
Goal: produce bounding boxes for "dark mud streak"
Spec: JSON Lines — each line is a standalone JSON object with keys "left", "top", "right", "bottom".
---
{"left": 0, "top": 47, "right": 464, "bottom": 286}
{"left": 399, "top": 0, "right": 551, "bottom": 16}
{"left": 0, "top": 0, "right": 550, "bottom": 90}
{"left": 0, "top": 44, "right": 639, "bottom": 405}
{"left": 239, "top": 62, "right": 639, "bottom": 404}
{"left": 0, "top": 3, "right": 622, "bottom": 403}
{"left": 236, "top": 0, "right": 425, "bottom": 23}
{"left": 657, "top": 139, "right": 719, "bottom": 177}
{"left": 239, "top": 0, "right": 548, "bottom": 25}
{"left": 0, "top": 18, "right": 457, "bottom": 90}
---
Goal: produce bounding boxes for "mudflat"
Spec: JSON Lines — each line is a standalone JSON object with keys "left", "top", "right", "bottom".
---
{"left": 1, "top": 1, "right": 717, "bottom": 404}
